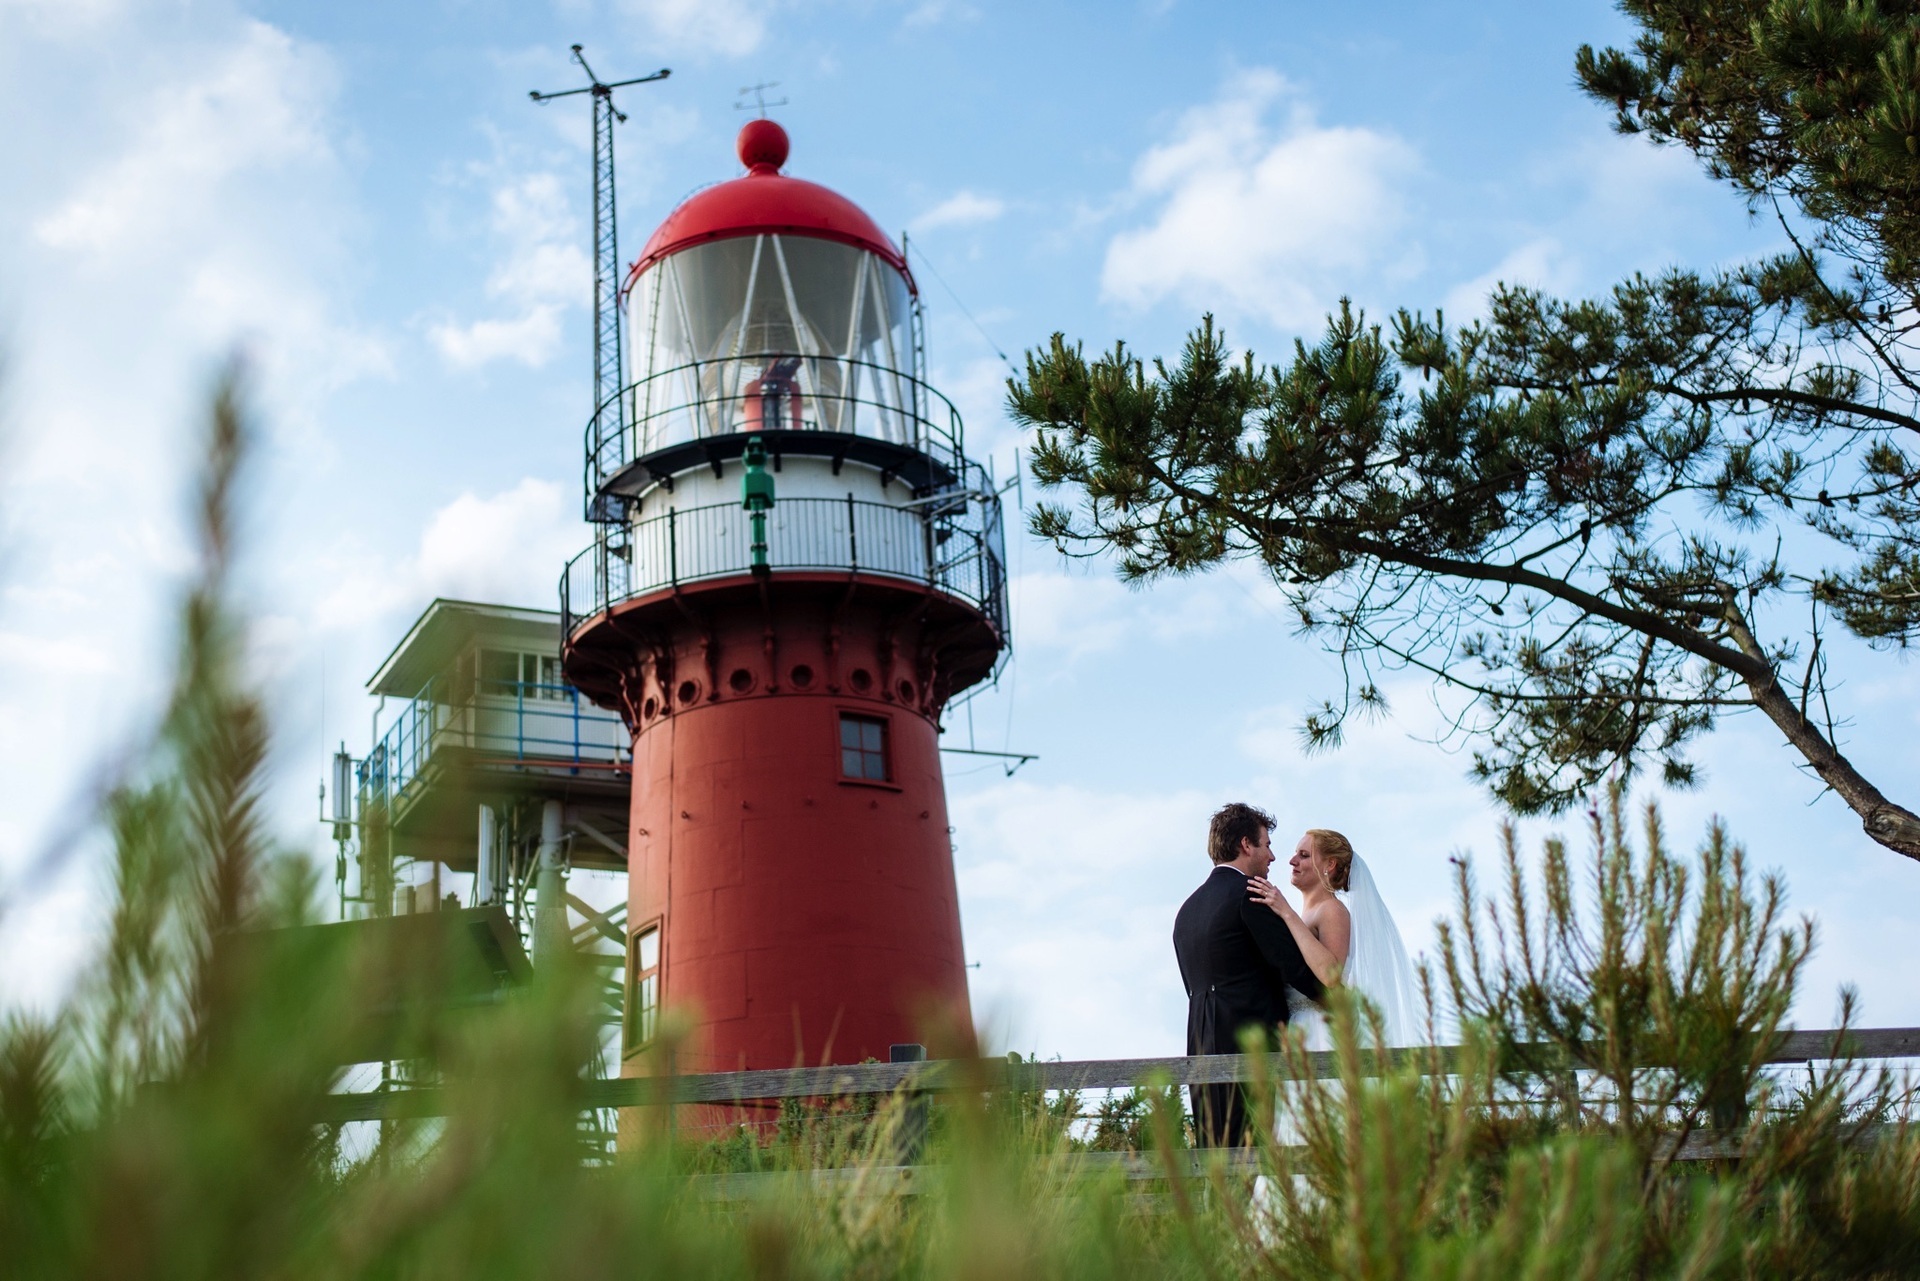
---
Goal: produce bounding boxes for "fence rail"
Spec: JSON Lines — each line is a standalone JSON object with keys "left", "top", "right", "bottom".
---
{"left": 319, "top": 1025, "right": 1920, "bottom": 1125}
{"left": 683, "top": 1126, "right": 1914, "bottom": 1198}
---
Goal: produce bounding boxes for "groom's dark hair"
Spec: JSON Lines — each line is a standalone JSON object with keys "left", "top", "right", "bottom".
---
{"left": 1208, "top": 802, "right": 1275, "bottom": 864}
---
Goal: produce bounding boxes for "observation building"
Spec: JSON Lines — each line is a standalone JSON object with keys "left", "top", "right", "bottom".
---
{"left": 559, "top": 119, "right": 1010, "bottom": 1080}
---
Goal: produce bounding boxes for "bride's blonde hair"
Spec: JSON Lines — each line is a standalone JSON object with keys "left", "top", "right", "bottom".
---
{"left": 1304, "top": 829, "right": 1354, "bottom": 892}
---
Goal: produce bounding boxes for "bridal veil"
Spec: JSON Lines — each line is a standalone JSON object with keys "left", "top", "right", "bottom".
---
{"left": 1341, "top": 854, "right": 1422, "bottom": 1046}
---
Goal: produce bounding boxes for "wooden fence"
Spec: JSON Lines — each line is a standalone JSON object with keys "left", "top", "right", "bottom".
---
{"left": 318, "top": 1024, "right": 1920, "bottom": 1127}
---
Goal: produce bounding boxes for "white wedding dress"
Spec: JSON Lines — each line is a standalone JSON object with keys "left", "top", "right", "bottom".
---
{"left": 1284, "top": 854, "right": 1422, "bottom": 1050}
{"left": 1256, "top": 855, "right": 1423, "bottom": 1230}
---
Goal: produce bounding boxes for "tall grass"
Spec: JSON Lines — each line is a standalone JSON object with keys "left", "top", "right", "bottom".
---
{"left": 4, "top": 383, "right": 1920, "bottom": 1277}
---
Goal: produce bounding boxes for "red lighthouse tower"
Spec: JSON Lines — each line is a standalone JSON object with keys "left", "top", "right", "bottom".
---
{"left": 560, "top": 119, "right": 1009, "bottom": 1083}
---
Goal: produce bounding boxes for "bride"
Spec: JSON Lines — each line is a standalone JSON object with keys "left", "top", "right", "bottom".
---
{"left": 1246, "top": 829, "right": 1421, "bottom": 1049}
{"left": 1246, "top": 830, "right": 1421, "bottom": 1226}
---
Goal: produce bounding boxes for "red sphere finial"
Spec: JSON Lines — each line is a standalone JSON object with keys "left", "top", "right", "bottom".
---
{"left": 737, "top": 118, "right": 789, "bottom": 174}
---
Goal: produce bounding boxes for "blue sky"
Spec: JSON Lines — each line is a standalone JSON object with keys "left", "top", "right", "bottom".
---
{"left": 3, "top": 0, "right": 1915, "bottom": 1058}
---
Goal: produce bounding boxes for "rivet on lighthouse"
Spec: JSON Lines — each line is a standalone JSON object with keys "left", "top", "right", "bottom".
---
{"left": 559, "top": 117, "right": 1011, "bottom": 1088}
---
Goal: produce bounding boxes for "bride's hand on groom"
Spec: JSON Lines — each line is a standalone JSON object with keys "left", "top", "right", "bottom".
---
{"left": 1246, "top": 877, "right": 1298, "bottom": 922}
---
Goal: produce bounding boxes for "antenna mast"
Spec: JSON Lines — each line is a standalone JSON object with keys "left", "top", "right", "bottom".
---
{"left": 532, "top": 46, "right": 669, "bottom": 520}
{"left": 733, "top": 81, "right": 788, "bottom": 116}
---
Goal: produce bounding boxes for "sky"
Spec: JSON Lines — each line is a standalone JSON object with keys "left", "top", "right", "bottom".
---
{"left": 2, "top": 0, "right": 1916, "bottom": 1060}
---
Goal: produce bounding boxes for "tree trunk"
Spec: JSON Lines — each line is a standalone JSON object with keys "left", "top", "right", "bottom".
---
{"left": 1725, "top": 607, "right": 1920, "bottom": 862}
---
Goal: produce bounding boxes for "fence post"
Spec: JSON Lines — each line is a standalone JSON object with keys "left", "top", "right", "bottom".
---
{"left": 669, "top": 508, "right": 679, "bottom": 587}
{"left": 847, "top": 494, "right": 858, "bottom": 570}
{"left": 889, "top": 1043, "right": 928, "bottom": 1166}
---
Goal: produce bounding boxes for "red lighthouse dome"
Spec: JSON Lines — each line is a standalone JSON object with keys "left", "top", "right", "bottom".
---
{"left": 627, "top": 120, "right": 914, "bottom": 287}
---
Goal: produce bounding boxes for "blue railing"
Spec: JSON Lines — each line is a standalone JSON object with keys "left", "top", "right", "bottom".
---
{"left": 356, "top": 678, "right": 629, "bottom": 815}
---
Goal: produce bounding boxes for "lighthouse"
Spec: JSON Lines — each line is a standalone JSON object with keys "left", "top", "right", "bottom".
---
{"left": 559, "top": 119, "right": 1009, "bottom": 1083}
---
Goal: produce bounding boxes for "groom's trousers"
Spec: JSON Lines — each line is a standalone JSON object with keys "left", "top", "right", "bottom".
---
{"left": 1190, "top": 1079, "right": 1250, "bottom": 1148}
{"left": 1187, "top": 990, "right": 1279, "bottom": 1147}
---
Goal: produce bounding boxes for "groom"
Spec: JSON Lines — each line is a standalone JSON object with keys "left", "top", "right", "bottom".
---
{"left": 1173, "top": 802, "right": 1325, "bottom": 1147}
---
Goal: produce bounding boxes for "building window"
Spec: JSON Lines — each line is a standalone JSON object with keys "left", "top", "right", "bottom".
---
{"left": 479, "top": 648, "right": 521, "bottom": 698}
{"left": 839, "top": 713, "right": 890, "bottom": 782}
{"left": 624, "top": 924, "right": 661, "bottom": 1055}
{"left": 477, "top": 649, "right": 571, "bottom": 701}
{"left": 536, "top": 654, "right": 566, "bottom": 700}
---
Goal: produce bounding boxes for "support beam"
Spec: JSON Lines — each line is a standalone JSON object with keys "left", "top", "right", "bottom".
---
{"left": 569, "top": 814, "right": 628, "bottom": 861}
{"left": 532, "top": 801, "right": 569, "bottom": 967}
{"left": 567, "top": 892, "right": 627, "bottom": 947}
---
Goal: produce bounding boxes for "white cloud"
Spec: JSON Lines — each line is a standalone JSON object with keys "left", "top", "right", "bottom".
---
{"left": 1441, "top": 236, "right": 1578, "bottom": 321}
{"left": 924, "top": 355, "right": 1020, "bottom": 461}
{"left": 35, "top": 21, "right": 335, "bottom": 259}
{"left": 487, "top": 240, "right": 592, "bottom": 305}
{"left": 429, "top": 171, "right": 589, "bottom": 370}
{"left": 428, "top": 308, "right": 565, "bottom": 369}
{"left": 484, "top": 173, "right": 581, "bottom": 277}
{"left": 311, "top": 478, "right": 583, "bottom": 632}
{"left": 615, "top": 0, "right": 767, "bottom": 57}
{"left": 0, "top": 0, "right": 134, "bottom": 35}
{"left": 1429, "top": 129, "right": 1736, "bottom": 325}
{"left": 952, "top": 779, "right": 1213, "bottom": 1058}
{"left": 913, "top": 190, "right": 1006, "bottom": 231}
{"left": 903, "top": 0, "right": 980, "bottom": 29}
{"left": 414, "top": 479, "right": 581, "bottom": 602}
{"left": 1010, "top": 562, "right": 1275, "bottom": 661}
{"left": 1102, "top": 68, "right": 1419, "bottom": 331}
{"left": 25, "top": 16, "right": 388, "bottom": 421}
{"left": 1566, "top": 129, "right": 1716, "bottom": 237}
{"left": 0, "top": 867, "right": 106, "bottom": 1018}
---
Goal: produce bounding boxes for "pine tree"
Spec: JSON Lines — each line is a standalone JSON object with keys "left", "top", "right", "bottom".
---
{"left": 1013, "top": 2, "right": 1920, "bottom": 862}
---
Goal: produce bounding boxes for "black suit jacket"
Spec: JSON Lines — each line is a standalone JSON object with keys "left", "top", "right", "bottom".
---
{"left": 1173, "top": 865, "right": 1326, "bottom": 1056}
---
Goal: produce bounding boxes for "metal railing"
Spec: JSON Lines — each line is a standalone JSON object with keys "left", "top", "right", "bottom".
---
{"left": 583, "top": 354, "right": 969, "bottom": 511}
{"left": 560, "top": 485, "right": 1009, "bottom": 641}
{"left": 356, "top": 679, "right": 630, "bottom": 816}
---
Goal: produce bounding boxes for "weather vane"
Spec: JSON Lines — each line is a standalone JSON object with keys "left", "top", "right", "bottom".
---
{"left": 734, "top": 81, "right": 787, "bottom": 117}
{"left": 531, "top": 44, "right": 669, "bottom": 118}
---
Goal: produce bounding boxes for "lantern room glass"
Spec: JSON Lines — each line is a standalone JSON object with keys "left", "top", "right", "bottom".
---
{"left": 626, "top": 234, "right": 918, "bottom": 456}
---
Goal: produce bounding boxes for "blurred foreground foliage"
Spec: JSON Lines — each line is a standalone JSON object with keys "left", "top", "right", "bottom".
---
{"left": 4, "top": 387, "right": 1920, "bottom": 1279}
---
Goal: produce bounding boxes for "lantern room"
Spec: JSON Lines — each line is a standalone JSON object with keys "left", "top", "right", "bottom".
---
{"left": 585, "top": 120, "right": 962, "bottom": 518}
{"left": 624, "top": 119, "right": 919, "bottom": 455}
{"left": 627, "top": 229, "right": 914, "bottom": 446}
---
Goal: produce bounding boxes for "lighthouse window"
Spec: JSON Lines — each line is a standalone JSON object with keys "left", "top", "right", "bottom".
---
{"left": 839, "top": 714, "right": 891, "bottom": 782}
{"left": 624, "top": 924, "right": 662, "bottom": 1055}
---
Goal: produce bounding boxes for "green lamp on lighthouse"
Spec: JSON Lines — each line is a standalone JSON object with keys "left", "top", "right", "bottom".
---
{"left": 741, "top": 434, "right": 776, "bottom": 573}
